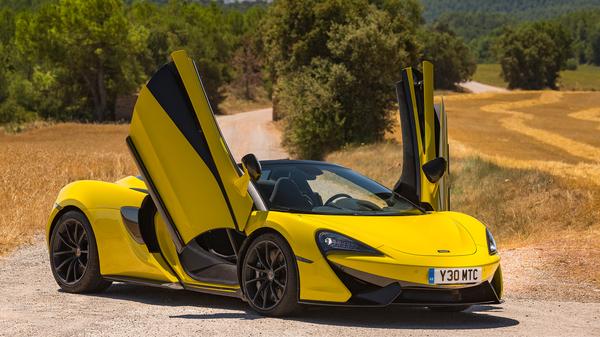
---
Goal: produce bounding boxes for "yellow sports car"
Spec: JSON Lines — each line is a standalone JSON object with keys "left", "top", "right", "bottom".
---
{"left": 46, "top": 51, "right": 502, "bottom": 316}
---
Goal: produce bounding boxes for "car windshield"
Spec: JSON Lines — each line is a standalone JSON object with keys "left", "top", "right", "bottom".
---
{"left": 255, "top": 162, "right": 424, "bottom": 216}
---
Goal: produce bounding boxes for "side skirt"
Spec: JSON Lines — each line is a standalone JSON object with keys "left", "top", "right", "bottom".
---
{"left": 104, "top": 275, "right": 243, "bottom": 299}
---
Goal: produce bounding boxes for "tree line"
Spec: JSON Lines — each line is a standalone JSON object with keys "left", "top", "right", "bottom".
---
{"left": 426, "top": 8, "right": 600, "bottom": 90}
{"left": 422, "top": 0, "right": 600, "bottom": 22}
{"left": 0, "top": 0, "right": 268, "bottom": 124}
{"left": 1, "top": 0, "right": 479, "bottom": 160}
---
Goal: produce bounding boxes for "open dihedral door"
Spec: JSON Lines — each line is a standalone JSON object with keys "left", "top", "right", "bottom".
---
{"left": 394, "top": 61, "right": 450, "bottom": 211}
{"left": 127, "top": 50, "right": 255, "bottom": 285}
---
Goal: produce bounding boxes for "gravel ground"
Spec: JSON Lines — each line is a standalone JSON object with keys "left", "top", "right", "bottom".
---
{"left": 0, "top": 240, "right": 599, "bottom": 337}
{"left": 1, "top": 108, "right": 599, "bottom": 336}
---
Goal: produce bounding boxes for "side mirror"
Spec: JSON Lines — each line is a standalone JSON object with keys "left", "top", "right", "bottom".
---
{"left": 422, "top": 157, "right": 447, "bottom": 183}
{"left": 241, "top": 153, "right": 262, "bottom": 181}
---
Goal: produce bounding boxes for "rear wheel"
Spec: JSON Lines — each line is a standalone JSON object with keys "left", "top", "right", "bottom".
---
{"left": 241, "top": 233, "right": 299, "bottom": 316}
{"left": 49, "top": 210, "right": 111, "bottom": 293}
{"left": 428, "top": 305, "right": 471, "bottom": 312}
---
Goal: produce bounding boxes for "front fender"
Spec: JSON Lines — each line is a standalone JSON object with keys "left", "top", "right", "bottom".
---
{"left": 46, "top": 180, "right": 146, "bottom": 245}
{"left": 244, "top": 211, "right": 352, "bottom": 303}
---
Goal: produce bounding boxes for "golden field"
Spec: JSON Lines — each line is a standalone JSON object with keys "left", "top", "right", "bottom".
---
{"left": 0, "top": 123, "right": 136, "bottom": 254}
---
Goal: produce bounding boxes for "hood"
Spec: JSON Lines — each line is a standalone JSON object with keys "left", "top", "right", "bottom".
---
{"left": 303, "top": 212, "right": 477, "bottom": 257}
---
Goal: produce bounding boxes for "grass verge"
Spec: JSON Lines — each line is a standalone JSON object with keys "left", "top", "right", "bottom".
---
{"left": 473, "top": 63, "right": 600, "bottom": 91}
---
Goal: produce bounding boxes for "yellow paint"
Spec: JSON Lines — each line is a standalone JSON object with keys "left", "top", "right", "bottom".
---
{"left": 129, "top": 50, "right": 254, "bottom": 244}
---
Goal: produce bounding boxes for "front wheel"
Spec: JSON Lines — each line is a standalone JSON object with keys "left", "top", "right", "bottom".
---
{"left": 241, "top": 233, "right": 300, "bottom": 316}
{"left": 49, "top": 210, "right": 112, "bottom": 293}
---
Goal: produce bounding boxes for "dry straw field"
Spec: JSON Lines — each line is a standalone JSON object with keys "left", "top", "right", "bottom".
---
{"left": 0, "top": 124, "right": 136, "bottom": 254}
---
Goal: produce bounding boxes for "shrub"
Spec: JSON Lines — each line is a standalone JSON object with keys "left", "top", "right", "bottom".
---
{"left": 279, "top": 60, "right": 350, "bottom": 159}
{"left": 421, "top": 24, "right": 477, "bottom": 89}
{"left": 264, "top": 0, "right": 422, "bottom": 159}
{"left": 496, "top": 22, "right": 573, "bottom": 89}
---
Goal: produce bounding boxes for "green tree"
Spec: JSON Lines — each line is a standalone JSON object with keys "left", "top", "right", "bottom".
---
{"left": 496, "top": 22, "right": 573, "bottom": 89}
{"left": 16, "top": 0, "right": 149, "bottom": 121}
{"left": 129, "top": 1, "right": 237, "bottom": 113}
{"left": 229, "top": 5, "right": 266, "bottom": 100}
{"left": 421, "top": 24, "right": 476, "bottom": 89}
{"left": 265, "top": 0, "right": 423, "bottom": 159}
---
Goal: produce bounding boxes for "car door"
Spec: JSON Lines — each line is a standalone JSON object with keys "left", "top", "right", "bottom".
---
{"left": 394, "top": 61, "right": 450, "bottom": 211}
{"left": 127, "top": 50, "right": 255, "bottom": 253}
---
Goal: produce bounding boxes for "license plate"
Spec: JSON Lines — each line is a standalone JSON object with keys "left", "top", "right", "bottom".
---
{"left": 428, "top": 267, "right": 482, "bottom": 285}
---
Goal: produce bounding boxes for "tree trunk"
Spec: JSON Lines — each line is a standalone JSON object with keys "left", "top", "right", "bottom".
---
{"left": 96, "top": 65, "right": 107, "bottom": 121}
{"left": 82, "top": 74, "right": 102, "bottom": 121}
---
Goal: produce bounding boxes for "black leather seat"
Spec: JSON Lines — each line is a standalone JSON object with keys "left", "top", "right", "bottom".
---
{"left": 269, "top": 177, "right": 312, "bottom": 210}
{"left": 256, "top": 180, "right": 276, "bottom": 205}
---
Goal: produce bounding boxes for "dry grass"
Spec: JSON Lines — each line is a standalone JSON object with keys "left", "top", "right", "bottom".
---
{"left": 327, "top": 143, "right": 600, "bottom": 246}
{"left": 0, "top": 123, "right": 135, "bottom": 254}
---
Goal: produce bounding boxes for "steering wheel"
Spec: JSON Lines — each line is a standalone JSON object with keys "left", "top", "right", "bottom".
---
{"left": 324, "top": 193, "right": 352, "bottom": 206}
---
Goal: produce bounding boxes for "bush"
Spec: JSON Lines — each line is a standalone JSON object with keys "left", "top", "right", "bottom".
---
{"left": 421, "top": 24, "right": 477, "bottom": 89}
{"left": 496, "top": 22, "right": 573, "bottom": 89}
{"left": 565, "top": 58, "right": 579, "bottom": 71}
{"left": 279, "top": 61, "right": 350, "bottom": 159}
{"left": 264, "top": 0, "right": 422, "bottom": 159}
{"left": 0, "top": 99, "right": 36, "bottom": 125}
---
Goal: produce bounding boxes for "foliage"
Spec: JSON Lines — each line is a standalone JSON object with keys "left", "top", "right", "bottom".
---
{"left": 15, "top": 0, "right": 149, "bottom": 121}
{"left": 0, "top": 0, "right": 268, "bottom": 123}
{"left": 496, "top": 22, "right": 573, "bottom": 89}
{"left": 421, "top": 24, "right": 477, "bottom": 89}
{"left": 263, "top": 0, "right": 422, "bottom": 159}
{"left": 421, "top": 0, "right": 600, "bottom": 22}
{"left": 591, "top": 27, "right": 600, "bottom": 66}
{"left": 229, "top": 5, "right": 267, "bottom": 100}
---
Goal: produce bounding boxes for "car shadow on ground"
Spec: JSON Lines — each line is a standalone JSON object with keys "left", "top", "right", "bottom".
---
{"left": 87, "top": 283, "right": 519, "bottom": 330}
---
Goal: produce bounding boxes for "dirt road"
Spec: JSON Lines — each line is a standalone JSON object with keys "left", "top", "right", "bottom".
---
{"left": 1, "top": 108, "right": 599, "bottom": 336}
{"left": 459, "top": 81, "right": 508, "bottom": 94}
{"left": 216, "top": 108, "right": 287, "bottom": 161}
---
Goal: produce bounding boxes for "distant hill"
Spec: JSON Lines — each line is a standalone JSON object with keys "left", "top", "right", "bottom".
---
{"left": 422, "top": 0, "right": 600, "bottom": 22}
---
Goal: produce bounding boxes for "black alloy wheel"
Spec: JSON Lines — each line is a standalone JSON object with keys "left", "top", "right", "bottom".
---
{"left": 49, "top": 210, "right": 111, "bottom": 293}
{"left": 52, "top": 217, "right": 88, "bottom": 284}
{"left": 242, "top": 233, "right": 299, "bottom": 316}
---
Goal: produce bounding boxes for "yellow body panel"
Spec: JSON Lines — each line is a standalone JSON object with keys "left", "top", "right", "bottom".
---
{"left": 46, "top": 180, "right": 177, "bottom": 283}
{"left": 129, "top": 50, "right": 253, "bottom": 245}
{"left": 46, "top": 177, "right": 502, "bottom": 304}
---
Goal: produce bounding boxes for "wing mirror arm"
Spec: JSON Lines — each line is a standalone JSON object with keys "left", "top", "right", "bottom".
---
{"left": 422, "top": 157, "right": 447, "bottom": 183}
{"left": 241, "top": 153, "right": 262, "bottom": 182}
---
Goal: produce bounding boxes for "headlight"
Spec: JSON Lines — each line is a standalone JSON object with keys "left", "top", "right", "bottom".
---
{"left": 317, "top": 231, "right": 382, "bottom": 255}
{"left": 486, "top": 228, "right": 498, "bottom": 255}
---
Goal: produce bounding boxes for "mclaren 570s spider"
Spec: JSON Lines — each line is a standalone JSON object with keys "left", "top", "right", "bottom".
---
{"left": 46, "top": 50, "right": 502, "bottom": 316}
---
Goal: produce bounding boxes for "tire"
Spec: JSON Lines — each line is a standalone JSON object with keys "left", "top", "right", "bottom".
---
{"left": 428, "top": 305, "right": 471, "bottom": 312}
{"left": 241, "top": 233, "right": 300, "bottom": 316}
{"left": 49, "top": 210, "right": 112, "bottom": 293}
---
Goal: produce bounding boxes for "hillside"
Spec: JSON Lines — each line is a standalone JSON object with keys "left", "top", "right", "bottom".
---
{"left": 422, "top": 0, "right": 600, "bottom": 21}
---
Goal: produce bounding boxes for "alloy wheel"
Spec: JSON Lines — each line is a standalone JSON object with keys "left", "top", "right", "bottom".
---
{"left": 51, "top": 218, "right": 89, "bottom": 285}
{"left": 243, "top": 240, "right": 288, "bottom": 311}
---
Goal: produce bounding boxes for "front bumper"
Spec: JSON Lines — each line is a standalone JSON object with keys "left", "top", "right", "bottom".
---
{"left": 301, "top": 262, "right": 503, "bottom": 307}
